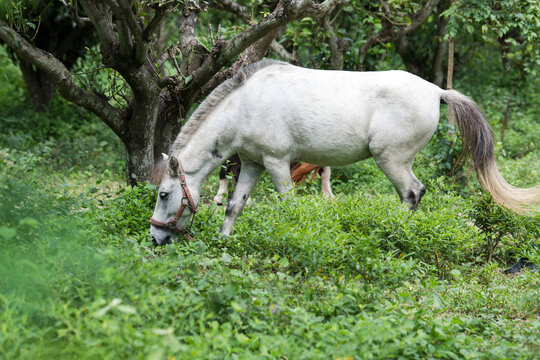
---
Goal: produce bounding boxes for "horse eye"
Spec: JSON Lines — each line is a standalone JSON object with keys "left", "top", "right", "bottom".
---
{"left": 159, "top": 191, "right": 169, "bottom": 200}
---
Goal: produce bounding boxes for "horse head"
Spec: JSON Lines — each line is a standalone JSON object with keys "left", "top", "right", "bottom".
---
{"left": 150, "top": 154, "right": 198, "bottom": 245}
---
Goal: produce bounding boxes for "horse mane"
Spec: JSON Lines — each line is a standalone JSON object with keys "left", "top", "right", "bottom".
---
{"left": 168, "top": 59, "right": 288, "bottom": 156}
{"left": 150, "top": 158, "right": 168, "bottom": 185}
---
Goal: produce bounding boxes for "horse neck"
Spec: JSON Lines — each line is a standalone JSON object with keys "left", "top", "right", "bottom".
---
{"left": 174, "top": 125, "right": 234, "bottom": 201}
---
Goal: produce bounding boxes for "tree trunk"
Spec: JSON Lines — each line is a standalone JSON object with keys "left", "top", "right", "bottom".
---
{"left": 19, "top": 59, "right": 57, "bottom": 112}
{"left": 124, "top": 107, "right": 158, "bottom": 186}
{"left": 500, "top": 74, "right": 523, "bottom": 150}
{"left": 2, "top": 0, "right": 345, "bottom": 185}
{"left": 121, "top": 64, "right": 162, "bottom": 186}
{"left": 153, "top": 90, "right": 185, "bottom": 163}
{"left": 432, "top": 12, "right": 448, "bottom": 87}
{"left": 123, "top": 136, "right": 154, "bottom": 186}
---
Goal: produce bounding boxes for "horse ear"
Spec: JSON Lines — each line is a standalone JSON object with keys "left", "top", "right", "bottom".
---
{"left": 168, "top": 156, "right": 179, "bottom": 177}
{"left": 162, "top": 153, "right": 169, "bottom": 160}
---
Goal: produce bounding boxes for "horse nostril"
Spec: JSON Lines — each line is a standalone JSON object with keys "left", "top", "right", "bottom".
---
{"left": 163, "top": 236, "right": 172, "bottom": 245}
{"left": 151, "top": 236, "right": 159, "bottom": 246}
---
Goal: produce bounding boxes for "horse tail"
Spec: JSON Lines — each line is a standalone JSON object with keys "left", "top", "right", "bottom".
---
{"left": 441, "top": 89, "right": 540, "bottom": 214}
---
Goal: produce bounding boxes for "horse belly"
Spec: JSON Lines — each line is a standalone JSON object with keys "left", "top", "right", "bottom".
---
{"left": 287, "top": 96, "right": 372, "bottom": 166}
{"left": 292, "top": 124, "right": 371, "bottom": 166}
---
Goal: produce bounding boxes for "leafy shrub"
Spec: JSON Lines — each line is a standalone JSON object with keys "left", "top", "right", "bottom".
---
{"left": 0, "top": 92, "right": 123, "bottom": 176}
{"left": 198, "top": 182, "right": 482, "bottom": 282}
{"left": 329, "top": 159, "right": 394, "bottom": 195}
{"left": 469, "top": 194, "right": 540, "bottom": 264}
{"left": 416, "top": 121, "right": 465, "bottom": 180}
{"left": 0, "top": 161, "right": 73, "bottom": 247}
{"left": 2, "top": 151, "right": 539, "bottom": 359}
{"left": 82, "top": 183, "right": 158, "bottom": 242}
{"left": 0, "top": 45, "right": 26, "bottom": 108}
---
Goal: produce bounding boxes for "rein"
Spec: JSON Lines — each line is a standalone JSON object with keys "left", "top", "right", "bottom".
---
{"left": 150, "top": 159, "right": 198, "bottom": 241}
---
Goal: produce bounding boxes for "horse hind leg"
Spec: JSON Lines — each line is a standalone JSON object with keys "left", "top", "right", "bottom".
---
{"left": 319, "top": 167, "right": 334, "bottom": 199}
{"left": 372, "top": 156, "right": 426, "bottom": 210}
{"left": 263, "top": 156, "right": 294, "bottom": 195}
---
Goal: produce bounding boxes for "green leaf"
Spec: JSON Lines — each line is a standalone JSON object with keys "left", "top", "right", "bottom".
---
{"left": 230, "top": 301, "right": 245, "bottom": 313}
{"left": 19, "top": 217, "right": 38, "bottom": 228}
{"left": 221, "top": 252, "right": 232, "bottom": 264}
{"left": 236, "top": 333, "right": 250, "bottom": 344}
{"left": 0, "top": 226, "right": 16, "bottom": 240}
{"left": 278, "top": 257, "right": 290, "bottom": 268}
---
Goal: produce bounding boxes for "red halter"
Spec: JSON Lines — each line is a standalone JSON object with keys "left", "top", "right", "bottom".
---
{"left": 150, "top": 158, "right": 198, "bottom": 240}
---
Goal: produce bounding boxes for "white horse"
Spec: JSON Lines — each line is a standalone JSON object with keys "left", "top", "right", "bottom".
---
{"left": 150, "top": 60, "right": 540, "bottom": 245}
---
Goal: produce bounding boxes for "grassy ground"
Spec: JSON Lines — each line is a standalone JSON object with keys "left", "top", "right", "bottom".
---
{"left": 1, "top": 116, "right": 539, "bottom": 359}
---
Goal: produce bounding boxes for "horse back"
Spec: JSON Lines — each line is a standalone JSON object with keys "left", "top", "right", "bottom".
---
{"left": 220, "top": 64, "right": 443, "bottom": 165}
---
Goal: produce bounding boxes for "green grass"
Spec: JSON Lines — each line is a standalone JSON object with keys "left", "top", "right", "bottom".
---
{"left": 1, "top": 46, "right": 539, "bottom": 358}
{"left": 1, "top": 156, "right": 539, "bottom": 359}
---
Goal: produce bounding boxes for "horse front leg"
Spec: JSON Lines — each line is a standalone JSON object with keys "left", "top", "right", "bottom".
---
{"left": 221, "top": 160, "right": 264, "bottom": 236}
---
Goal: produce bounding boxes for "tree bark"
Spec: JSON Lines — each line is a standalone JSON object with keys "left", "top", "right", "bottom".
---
{"left": 500, "top": 74, "right": 523, "bottom": 150}
{"left": 19, "top": 60, "right": 57, "bottom": 112}
{"left": 432, "top": 8, "right": 449, "bottom": 87}
{"left": 324, "top": 11, "right": 347, "bottom": 70}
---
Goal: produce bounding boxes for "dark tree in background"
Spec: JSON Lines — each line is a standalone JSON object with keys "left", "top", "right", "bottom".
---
{"left": 0, "top": 0, "right": 343, "bottom": 185}
{"left": 1, "top": 1, "right": 96, "bottom": 111}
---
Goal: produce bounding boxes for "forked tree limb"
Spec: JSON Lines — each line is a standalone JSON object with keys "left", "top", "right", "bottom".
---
{"left": 201, "top": 28, "right": 279, "bottom": 97}
{"left": 59, "top": 0, "right": 92, "bottom": 27}
{"left": 210, "top": 0, "right": 298, "bottom": 65}
{"left": 116, "top": 0, "right": 146, "bottom": 63}
{"left": 78, "top": 0, "right": 118, "bottom": 66}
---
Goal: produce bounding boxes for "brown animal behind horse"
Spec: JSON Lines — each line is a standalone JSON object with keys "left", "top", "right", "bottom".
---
{"left": 214, "top": 156, "right": 333, "bottom": 205}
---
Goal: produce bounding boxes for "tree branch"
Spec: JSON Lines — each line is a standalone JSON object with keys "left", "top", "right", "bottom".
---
{"left": 0, "top": 20, "right": 125, "bottom": 138}
{"left": 143, "top": 4, "right": 171, "bottom": 41}
{"left": 201, "top": 28, "right": 279, "bottom": 96}
{"left": 270, "top": 39, "right": 298, "bottom": 63}
{"left": 210, "top": 0, "right": 252, "bottom": 23}
{"left": 79, "top": 0, "right": 118, "bottom": 66}
{"left": 403, "top": 0, "right": 440, "bottom": 34}
{"left": 116, "top": 0, "right": 146, "bottom": 63}
{"left": 59, "top": 0, "right": 92, "bottom": 27}
{"left": 323, "top": 9, "right": 346, "bottom": 70}
{"left": 359, "top": 0, "right": 440, "bottom": 67}
{"left": 178, "top": 0, "right": 208, "bottom": 76}
{"left": 185, "top": 0, "right": 344, "bottom": 104}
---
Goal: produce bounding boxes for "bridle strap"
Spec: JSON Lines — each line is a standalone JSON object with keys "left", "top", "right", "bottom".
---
{"left": 150, "top": 158, "right": 198, "bottom": 240}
